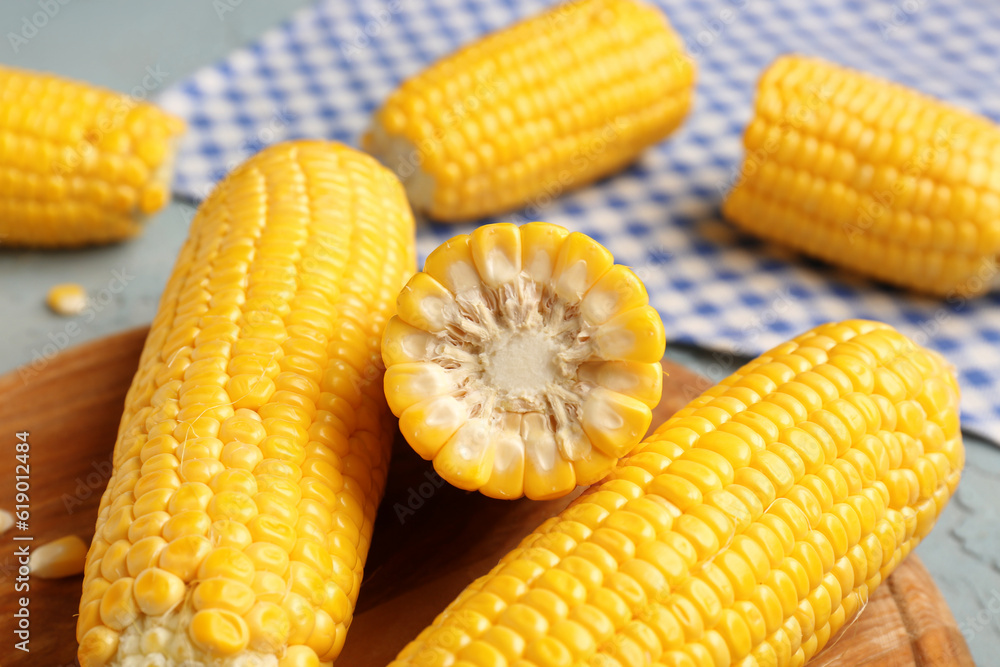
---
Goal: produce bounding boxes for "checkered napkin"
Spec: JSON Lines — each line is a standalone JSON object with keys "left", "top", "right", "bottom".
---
{"left": 156, "top": 0, "right": 1000, "bottom": 442}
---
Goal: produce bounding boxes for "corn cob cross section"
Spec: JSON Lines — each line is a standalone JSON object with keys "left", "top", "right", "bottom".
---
{"left": 365, "top": 0, "right": 695, "bottom": 221}
{"left": 382, "top": 222, "right": 666, "bottom": 500}
{"left": 0, "top": 65, "right": 185, "bottom": 248}
{"left": 76, "top": 141, "right": 416, "bottom": 667}
{"left": 390, "top": 319, "right": 963, "bottom": 667}
{"left": 724, "top": 55, "right": 1000, "bottom": 297}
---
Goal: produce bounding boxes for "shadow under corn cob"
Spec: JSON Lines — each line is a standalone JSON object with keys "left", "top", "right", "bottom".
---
{"left": 0, "top": 65, "right": 184, "bottom": 248}
{"left": 389, "top": 320, "right": 963, "bottom": 666}
{"left": 76, "top": 141, "right": 416, "bottom": 666}
{"left": 364, "top": 0, "right": 695, "bottom": 222}
{"left": 724, "top": 55, "right": 1000, "bottom": 297}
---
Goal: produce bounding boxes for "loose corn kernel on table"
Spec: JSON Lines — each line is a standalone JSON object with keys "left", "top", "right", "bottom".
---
{"left": 0, "top": 0, "right": 998, "bottom": 664}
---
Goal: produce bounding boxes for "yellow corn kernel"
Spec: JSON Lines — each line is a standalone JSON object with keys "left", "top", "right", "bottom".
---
{"left": 723, "top": 55, "right": 1000, "bottom": 297}
{"left": 77, "top": 141, "right": 415, "bottom": 666}
{"left": 133, "top": 568, "right": 186, "bottom": 616}
{"left": 245, "top": 601, "right": 291, "bottom": 652}
{"left": 47, "top": 283, "right": 88, "bottom": 315}
{"left": 382, "top": 222, "right": 665, "bottom": 499}
{"left": 0, "top": 65, "right": 184, "bottom": 248}
{"left": 365, "top": 0, "right": 695, "bottom": 221}
{"left": 29, "top": 534, "right": 89, "bottom": 578}
{"left": 189, "top": 609, "right": 249, "bottom": 656}
{"left": 388, "top": 320, "right": 962, "bottom": 666}
{"left": 0, "top": 508, "right": 13, "bottom": 535}
{"left": 280, "top": 645, "right": 321, "bottom": 667}
{"left": 78, "top": 626, "right": 119, "bottom": 667}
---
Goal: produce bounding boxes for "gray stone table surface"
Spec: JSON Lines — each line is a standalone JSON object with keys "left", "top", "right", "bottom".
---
{"left": 0, "top": 1, "right": 998, "bottom": 663}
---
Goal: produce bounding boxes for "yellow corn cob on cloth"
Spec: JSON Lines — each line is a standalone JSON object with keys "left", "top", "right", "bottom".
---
{"left": 76, "top": 140, "right": 416, "bottom": 667}
{"left": 364, "top": 0, "right": 695, "bottom": 221}
{"left": 0, "top": 65, "right": 185, "bottom": 248}
{"left": 723, "top": 55, "right": 1000, "bottom": 297}
{"left": 389, "top": 319, "right": 963, "bottom": 667}
{"left": 382, "top": 222, "right": 666, "bottom": 500}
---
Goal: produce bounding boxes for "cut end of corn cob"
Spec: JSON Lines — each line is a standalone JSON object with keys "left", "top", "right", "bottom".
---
{"left": 47, "top": 282, "right": 88, "bottom": 315}
{"left": 30, "top": 534, "right": 89, "bottom": 579}
{"left": 382, "top": 222, "right": 665, "bottom": 500}
{"left": 723, "top": 55, "right": 1000, "bottom": 297}
{"left": 364, "top": 0, "right": 695, "bottom": 221}
{"left": 389, "top": 319, "right": 963, "bottom": 667}
{"left": 76, "top": 140, "right": 416, "bottom": 667}
{"left": 0, "top": 66, "right": 185, "bottom": 248}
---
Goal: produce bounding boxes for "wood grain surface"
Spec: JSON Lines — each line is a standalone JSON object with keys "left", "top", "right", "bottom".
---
{"left": 0, "top": 327, "right": 973, "bottom": 666}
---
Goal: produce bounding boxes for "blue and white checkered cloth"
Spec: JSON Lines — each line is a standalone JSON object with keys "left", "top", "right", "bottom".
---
{"left": 157, "top": 0, "right": 1000, "bottom": 442}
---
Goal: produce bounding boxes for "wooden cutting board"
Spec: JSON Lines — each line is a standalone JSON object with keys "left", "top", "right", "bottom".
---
{"left": 0, "top": 327, "right": 973, "bottom": 666}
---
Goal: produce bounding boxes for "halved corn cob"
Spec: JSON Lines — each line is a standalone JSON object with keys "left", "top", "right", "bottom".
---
{"left": 364, "top": 0, "right": 695, "bottom": 221}
{"left": 389, "top": 319, "right": 963, "bottom": 666}
{"left": 0, "top": 65, "right": 184, "bottom": 248}
{"left": 723, "top": 55, "right": 1000, "bottom": 297}
{"left": 382, "top": 222, "right": 665, "bottom": 500}
{"left": 76, "top": 141, "right": 416, "bottom": 667}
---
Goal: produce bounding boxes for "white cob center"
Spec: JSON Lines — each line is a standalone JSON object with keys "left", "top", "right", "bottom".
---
{"left": 434, "top": 275, "right": 595, "bottom": 451}
{"left": 481, "top": 331, "right": 560, "bottom": 396}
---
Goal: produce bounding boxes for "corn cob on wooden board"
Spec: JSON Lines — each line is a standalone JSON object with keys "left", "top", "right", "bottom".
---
{"left": 0, "top": 326, "right": 971, "bottom": 667}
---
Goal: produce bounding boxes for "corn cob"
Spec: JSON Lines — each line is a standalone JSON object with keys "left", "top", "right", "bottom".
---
{"left": 382, "top": 222, "right": 665, "bottom": 500}
{"left": 723, "top": 55, "right": 1000, "bottom": 297}
{"left": 0, "top": 65, "right": 184, "bottom": 248}
{"left": 363, "top": 0, "right": 695, "bottom": 222}
{"left": 76, "top": 141, "right": 416, "bottom": 667}
{"left": 389, "top": 319, "right": 963, "bottom": 666}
